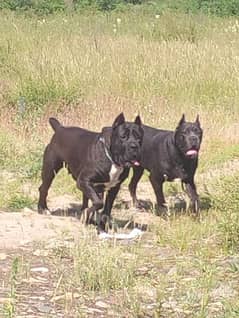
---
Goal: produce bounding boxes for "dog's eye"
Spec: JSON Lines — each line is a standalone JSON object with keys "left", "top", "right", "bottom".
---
{"left": 121, "top": 134, "right": 128, "bottom": 140}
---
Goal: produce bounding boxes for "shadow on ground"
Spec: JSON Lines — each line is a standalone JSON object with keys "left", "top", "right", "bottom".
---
{"left": 45, "top": 191, "right": 213, "bottom": 233}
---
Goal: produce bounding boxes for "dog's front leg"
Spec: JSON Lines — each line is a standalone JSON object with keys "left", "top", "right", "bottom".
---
{"left": 100, "top": 169, "right": 129, "bottom": 232}
{"left": 149, "top": 173, "right": 166, "bottom": 211}
{"left": 184, "top": 179, "right": 199, "bottom": 215}
{"left": 77, "top": 177, "right": 103, "bottom": 225}
{"left": 99, "top": 184, "right": 121, "bottom": 232}
{"left": 128, "top": 166, "right": 144, "bottom": 208}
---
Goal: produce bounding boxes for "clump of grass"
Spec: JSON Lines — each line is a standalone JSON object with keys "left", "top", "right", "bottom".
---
{"left": 154, "top": 214, "right": 217, "bottom": 255}
{"left": 8, "top": 192, "right": 36, "bottom": 210}
{"left": 3, "top": 257, "right": 19, "bottom": 318}
{"left": 199, "top": 141, "right": 239, "bottom": 173}
{"left": 0, "top": 177, "right": 36, "bottom": 210}
{"left": 73, "top": 239, "right": 139, "bottom": 292}
{"left": 213, "top": 173, "right": 239, "bottom": 252}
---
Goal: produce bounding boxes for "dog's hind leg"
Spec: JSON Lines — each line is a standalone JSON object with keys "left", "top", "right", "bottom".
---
{"left": 81, "top": 194, "right": 89, "bottom": 211}
{"left": 38, "top": 145, "right": 63, "bottom": 214}
{"left": 128, "top": 167, "right": 144, "bottom": 208}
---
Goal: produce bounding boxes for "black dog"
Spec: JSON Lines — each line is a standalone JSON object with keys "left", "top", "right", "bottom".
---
{"left": 129, "top": 114, "right": 203, "bottom": 214}
{"left": 38, "top": 113, "right": 143, "bottom": 230}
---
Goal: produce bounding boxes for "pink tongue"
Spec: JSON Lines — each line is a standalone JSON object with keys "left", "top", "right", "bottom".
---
{"left": 186, "top": 149, "right": 198, "bottom": 156}
{"left": 133, "top": 161, "right": 140, "bottom": 166}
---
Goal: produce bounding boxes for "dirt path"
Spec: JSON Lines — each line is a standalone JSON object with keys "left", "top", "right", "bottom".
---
{"left": 0, "top": 158, "right": 239, "bottom": 249}
{"left": 0, "top": 210, "right": 84, "bottom": 249}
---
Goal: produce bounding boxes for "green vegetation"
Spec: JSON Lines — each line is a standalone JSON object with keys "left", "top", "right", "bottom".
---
{"left": 214, "top": 173, "right": 239, "bottom": 252}
{"left": 3, "top": 257, "right": 19, "bottom": 318}
{"left": 1, "top": 0, "right": 239, "bottom": 16}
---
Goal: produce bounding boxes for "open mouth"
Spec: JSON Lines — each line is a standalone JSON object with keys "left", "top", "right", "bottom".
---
{"left": 131, "top": 160, "right": 140, "bottom": 166}
{"left": 124, "top": 160, "right": 140, "bottom": 167}
{"left": 186, "top": 149, "right": 198, "bottom": 157}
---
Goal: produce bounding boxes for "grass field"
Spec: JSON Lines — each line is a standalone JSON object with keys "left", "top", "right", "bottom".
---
{"left": 0, "top": 9, "right": 239, "bottom": 317}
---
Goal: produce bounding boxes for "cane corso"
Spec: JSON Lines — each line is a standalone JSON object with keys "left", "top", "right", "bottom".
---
{"left": 38, "top": 113, "right": 143, "bottom": 230}
{"left": 129, "top": 114, "right": 203, "bottom": 215}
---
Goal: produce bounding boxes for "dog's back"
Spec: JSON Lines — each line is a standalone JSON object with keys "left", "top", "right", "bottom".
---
{"left": 140, "top": 125, "right": 173, "bottom": 170}
{"left": 48, "top": 119, "right": 99, "bottom": 177}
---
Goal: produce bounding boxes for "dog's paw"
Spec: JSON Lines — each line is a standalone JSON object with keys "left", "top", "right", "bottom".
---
{"left": 38, "top": 208, "right": 51, "bottom": 215}
{"left": 155, "top": 204, "right": 170, "bottom": 218}
{"left": 134, "top": 199, "right": 153, "bottom": 211}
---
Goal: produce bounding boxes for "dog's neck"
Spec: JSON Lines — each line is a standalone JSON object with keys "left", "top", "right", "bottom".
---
{"left": 99, "top": 137, "right": 119, "bottom": 166}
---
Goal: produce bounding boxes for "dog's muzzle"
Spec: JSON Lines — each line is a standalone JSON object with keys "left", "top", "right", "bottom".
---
{"left": 185, "top": 136, "right": 200, "bottom": 158}
{"left": 125, "top": 142, "right": 141, "bottom": 166}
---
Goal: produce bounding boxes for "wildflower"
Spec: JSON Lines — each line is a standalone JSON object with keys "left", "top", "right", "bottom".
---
{"left": 116, "top": 18, "right": 121, "bottom": 25}
{"left": 155, "top": 14, "right": 160, "bottom": 19}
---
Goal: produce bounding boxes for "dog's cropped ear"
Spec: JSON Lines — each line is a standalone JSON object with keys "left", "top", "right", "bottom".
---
{"left": 177, "top": 114, "right": 185, "bottom": 128}
{"left": 101, "top": 126, "right": 112, "bottom": 149}
{"left": 134, "top": 115, "right": 142, "bottom": 126}
{"left": 112, "top": 112, "right": 125, "bottom": 129}
{"left": 195, "top": 114, "right": 201, "bottom": 127}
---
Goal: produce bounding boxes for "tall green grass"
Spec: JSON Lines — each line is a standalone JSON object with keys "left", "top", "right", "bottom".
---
{"left": 213, "top": 173, "right": 239, "bottom": 252}
{"left": 1, "top": 11, "right": 239, "bottom": 125}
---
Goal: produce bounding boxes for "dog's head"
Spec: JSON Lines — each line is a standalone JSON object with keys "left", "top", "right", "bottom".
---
{"left": 174, "top": 114, "right": 203, "bottom": 159}
{"left": 102, "top": 113, "right": 144, "bottom": 167}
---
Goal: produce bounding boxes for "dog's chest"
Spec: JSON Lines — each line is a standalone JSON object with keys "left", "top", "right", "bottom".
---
{"left": 104, "top": 164, "right": 123, "bottom": 190}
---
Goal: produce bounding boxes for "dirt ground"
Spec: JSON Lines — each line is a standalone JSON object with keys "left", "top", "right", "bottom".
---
{"left": 0, "top": 182, "right": 160, "bottom": 317}
{"left": 1, "top": 159, "right": 239, "bottom": 317}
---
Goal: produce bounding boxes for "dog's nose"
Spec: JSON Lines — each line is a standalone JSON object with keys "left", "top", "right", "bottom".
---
{"left": 129, "top": 143, "right": 138, "bottom": 151}
{"left": 190, "top": 135, "right": 198, "bottom": 144}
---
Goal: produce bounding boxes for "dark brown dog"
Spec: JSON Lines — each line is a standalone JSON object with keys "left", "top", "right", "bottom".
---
{"left": 38, "top": 113, "right": 143, "bottom": 231}
{"left": 129, "top": 114, "right": 203, "bottom": 214}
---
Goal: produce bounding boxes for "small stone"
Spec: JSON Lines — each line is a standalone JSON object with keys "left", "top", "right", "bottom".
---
{"left": 35, "top": 275, "right": 48, "bottom": 282}
{"left": 95, "top": 300, "right": 110, "bottom": 309}
{"left": 23, "top": 277, "right": 47, "bottom": 284}
{"left": 35, "top": 304, "right": 52, "bottom": 313}
{"left": 51, "top": 294, "right": 65, "bottom": 302}
{"left": 73, "top": 292, "right": 81, "bottom": 299}
{"left": 146, "top": 302, "right": 158, "bottom": 310}
{"left": 137, "top": 266, "right": 150, "bottom": 275}
{"left": 23, "top": 207, "right": 34, "bottom": 215}
{"left": 33, "top": 249, "right": 49, "bottom": 257}
{"left": 65, "top": 292, "right": 73, "bottom": 301}
{"left": 0, "top": 297, "right": 11, "bottom": 303}
{"left": 87, "top": 307, "right": 104, "bottom": 314}
{"left": 162, "top": 300, "right": 177, "bottom": 309}
{"left": 211, "top": 284, "right": 238, "bottom": 300}
{"left": 167, "top": 266, "right": 177, "bottom": 276}
{"left": 30, "top": 267, "right": 49, "bottom": 273}
{"left": 162, "top": 302, "right": 171, "bottom": 309}
{"left": 20, "top": 239, "right": 31, "bottom": 246}
{"left": 30, "top": 296, "right": 45, "bottom": 301}
{"left": 0, "top": 253, "right": 7, "bottom": 260}
{"left": 209, "top": 301, "right": 224, "bottom": 312}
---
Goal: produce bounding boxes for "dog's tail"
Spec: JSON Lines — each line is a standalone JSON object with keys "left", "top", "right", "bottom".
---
{"left": 49, "top": 117, "right": 61, "bottom": 132}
